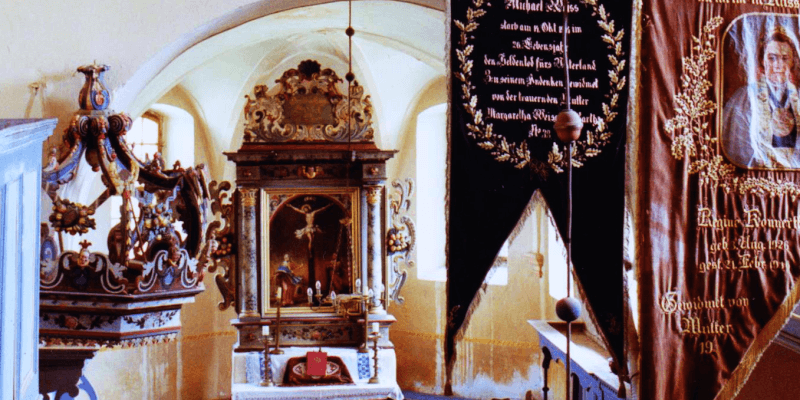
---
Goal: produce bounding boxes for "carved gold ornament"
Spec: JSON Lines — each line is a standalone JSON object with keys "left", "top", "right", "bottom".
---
{"left": 241, "top": 188, "right": 258, "bottom": 207}
{"left": 386, "top": 179, "right": 415, "bottom": 305}
{"left": 243, "top": 60, "right": 374, "bottom": 143}
{"left": 366, "top": 186, "right": 382, "bottom": 205}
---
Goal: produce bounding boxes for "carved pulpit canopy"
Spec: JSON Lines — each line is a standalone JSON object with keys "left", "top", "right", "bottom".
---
{"left": 243, "top": 60, "right": 374, "bottom": 143}
{"left": 39, "top": 63, "right": 233, "bottom": 348}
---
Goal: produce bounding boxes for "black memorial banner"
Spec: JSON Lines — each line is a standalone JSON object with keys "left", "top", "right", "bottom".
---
{"left": 447, "top": 0, "right": 632, "bottom": 392}
{"left": 638, "top": 3, "right": 800, "bottom": 399}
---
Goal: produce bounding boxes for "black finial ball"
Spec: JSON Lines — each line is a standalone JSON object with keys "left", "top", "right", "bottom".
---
{"left": 554, "top": 109, "right": 583, "bottom": 143}
{"left": 346, "top": 72, "right": 355, "bottom": 82}
{"left": 346, "top": 27, "right": 355, "bottom": 37}
{"left": 555, "top": 297, "right": 582, "bottom": 322}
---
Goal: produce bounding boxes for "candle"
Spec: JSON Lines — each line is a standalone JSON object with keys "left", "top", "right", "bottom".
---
{"left": 315, "top": 280, "right": 321, "bottom": 295}
{"left": 276, "top": 287, "right": 282, "bottom": 300}
{"left": 262, "top": 325, "right": 269, "bottom": 336}
{"left": 372, "top": 322, "right": 379, "bottom": 333}
{"left": 368, "top": 288, "right": 374, "bottom": 298}
{"left": 355, "top": 279, "right": 361, "bottom": 293}
{"left": 307, "top": 287, "right": 313, "bottom": 304}
{"left": 331, "top": 291, "right": 336, "bottom": 300}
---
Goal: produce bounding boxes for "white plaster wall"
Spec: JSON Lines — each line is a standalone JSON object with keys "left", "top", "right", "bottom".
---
{"left": 1, "top": 1, "right": 575, "bottom": 399}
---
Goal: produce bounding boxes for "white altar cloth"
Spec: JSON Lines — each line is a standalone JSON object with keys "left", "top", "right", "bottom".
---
{"left": 231, "top": 382, "right": 403, "bottom": 400}
{"left": 232, "top": 346, "right": 402, "bottom": 400}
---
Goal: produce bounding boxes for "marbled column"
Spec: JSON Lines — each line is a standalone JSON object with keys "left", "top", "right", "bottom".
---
{"left": 365, "top": 185, "right": 384, "bottom": 312}
{"left": 238, "top": 188, "right": 260, "bottom": 318}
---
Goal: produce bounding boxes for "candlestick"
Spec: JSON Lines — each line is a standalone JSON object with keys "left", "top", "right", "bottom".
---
{"left": 270, "top": 292, "right": 284, "bottom": 355}
{"left": 359, "top": 294, "right": 370, "bottom": 353}
{"left": 368, "top": 329, "right": 381, "bottom": 384}
{"left": 259, "top": 335, "right": 274, "bottom": 387}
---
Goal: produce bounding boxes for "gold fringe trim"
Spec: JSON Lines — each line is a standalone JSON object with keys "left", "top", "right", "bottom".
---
{"left": 627, "top": 0, "right": 644, "bottom": 396}
{"left": 457, "top": 190, "right": 554, "bottom": 344}
{"left": 508, "top": 191, "right": 542, "bottom": 243}
{"left": 715, "top": 280, "right": 800, "bottom": 400}
{"left": 624, "top": 0, "right": 644, "bottom": 396}
{"left": 454, "top": 279, "right": 487, "bottom": 344}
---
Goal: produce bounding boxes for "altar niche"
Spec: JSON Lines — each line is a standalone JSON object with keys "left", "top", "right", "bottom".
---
{"left": 262, "top": 188, "right": 360, "bottom": 312}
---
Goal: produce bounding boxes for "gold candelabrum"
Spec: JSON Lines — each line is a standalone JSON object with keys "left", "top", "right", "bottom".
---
{"left": 308, "top": 281, "right": 337, "bottom": 312}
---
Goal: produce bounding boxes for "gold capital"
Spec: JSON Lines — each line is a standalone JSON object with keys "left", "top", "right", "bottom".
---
{"left": 241, "top": 189, "right": 257, "bottom": 207}
{"left": 366, "top": 186, "right": 382, "bottom": 205}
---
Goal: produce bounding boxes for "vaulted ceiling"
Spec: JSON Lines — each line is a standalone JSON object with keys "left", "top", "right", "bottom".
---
{"left": 127, "top": 1, "right": 446, "bottom": 179}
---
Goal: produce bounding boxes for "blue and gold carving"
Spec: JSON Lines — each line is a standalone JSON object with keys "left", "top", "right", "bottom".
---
{"left": 77, "top": 63, "right": 111, "bottom": 111}
{"left": 39, "top": 64, "right": 221, "bottom": 349}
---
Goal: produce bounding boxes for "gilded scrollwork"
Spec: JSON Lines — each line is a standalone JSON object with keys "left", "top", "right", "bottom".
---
{"left": 243, "top": 60, "right": 374, "bottom": 143}
{"left": 201, "top": 180, "right": 237, "bottom": 310}
{"left": 43, "top": 242, "right": 128, "bottom": 294}
{"left": 453, "top": 0, "right": 627, "bottom": 173}
{"left": 38, "top": 62, "right": 217, "bottom": 350}
{"left": 386, "top": 179, "right": 415, "bottom": 305}
{"left": 241, "top": 188, "right": 258, "bottom": 207}
{"left": 136, "top": 245, "right": 200, "bottom": 294}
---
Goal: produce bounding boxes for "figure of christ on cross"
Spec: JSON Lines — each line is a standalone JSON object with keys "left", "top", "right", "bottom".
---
{"left": 287, "top": 203, "right": 333, "bottom": 250}
{"left": 287, "top": 202, "right": 333, "bottom": 305}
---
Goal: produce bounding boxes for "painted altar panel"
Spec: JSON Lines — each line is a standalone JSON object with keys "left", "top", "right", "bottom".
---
{"left": 261, "top": 188, "right": 360, "bottom": 313}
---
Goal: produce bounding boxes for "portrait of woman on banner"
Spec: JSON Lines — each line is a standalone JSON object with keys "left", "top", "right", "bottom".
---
{"left": 722, "top": 18, "right": 800, "bottom": 169}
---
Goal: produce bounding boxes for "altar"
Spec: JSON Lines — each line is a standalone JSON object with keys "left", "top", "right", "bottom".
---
{"left": 232, "top": 346, "right": 402, "bottom": 400}
{"left": 214, "top": 60, "right": 411, "bottom": 400}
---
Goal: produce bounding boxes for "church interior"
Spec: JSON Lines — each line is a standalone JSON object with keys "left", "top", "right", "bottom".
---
{"left": 4, "top": 1, "right": 800, "bottom": 400}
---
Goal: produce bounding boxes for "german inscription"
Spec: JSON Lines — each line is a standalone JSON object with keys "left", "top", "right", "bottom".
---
{"left": 478, "top": 1, "right": 602, "bottom": 140}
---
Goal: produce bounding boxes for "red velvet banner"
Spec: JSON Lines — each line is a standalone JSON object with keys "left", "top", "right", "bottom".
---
{"left": 637, "top": 3, "right": 800, "bottom": 399}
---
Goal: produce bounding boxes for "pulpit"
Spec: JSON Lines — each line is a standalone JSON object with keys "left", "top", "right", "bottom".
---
{"left": 219, "top": 60, "right": 404, "bottom": 399}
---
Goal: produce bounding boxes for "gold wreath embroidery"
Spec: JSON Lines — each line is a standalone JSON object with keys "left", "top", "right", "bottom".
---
{"left": 453, "top": 0, "right": 627, "bottom": 173}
